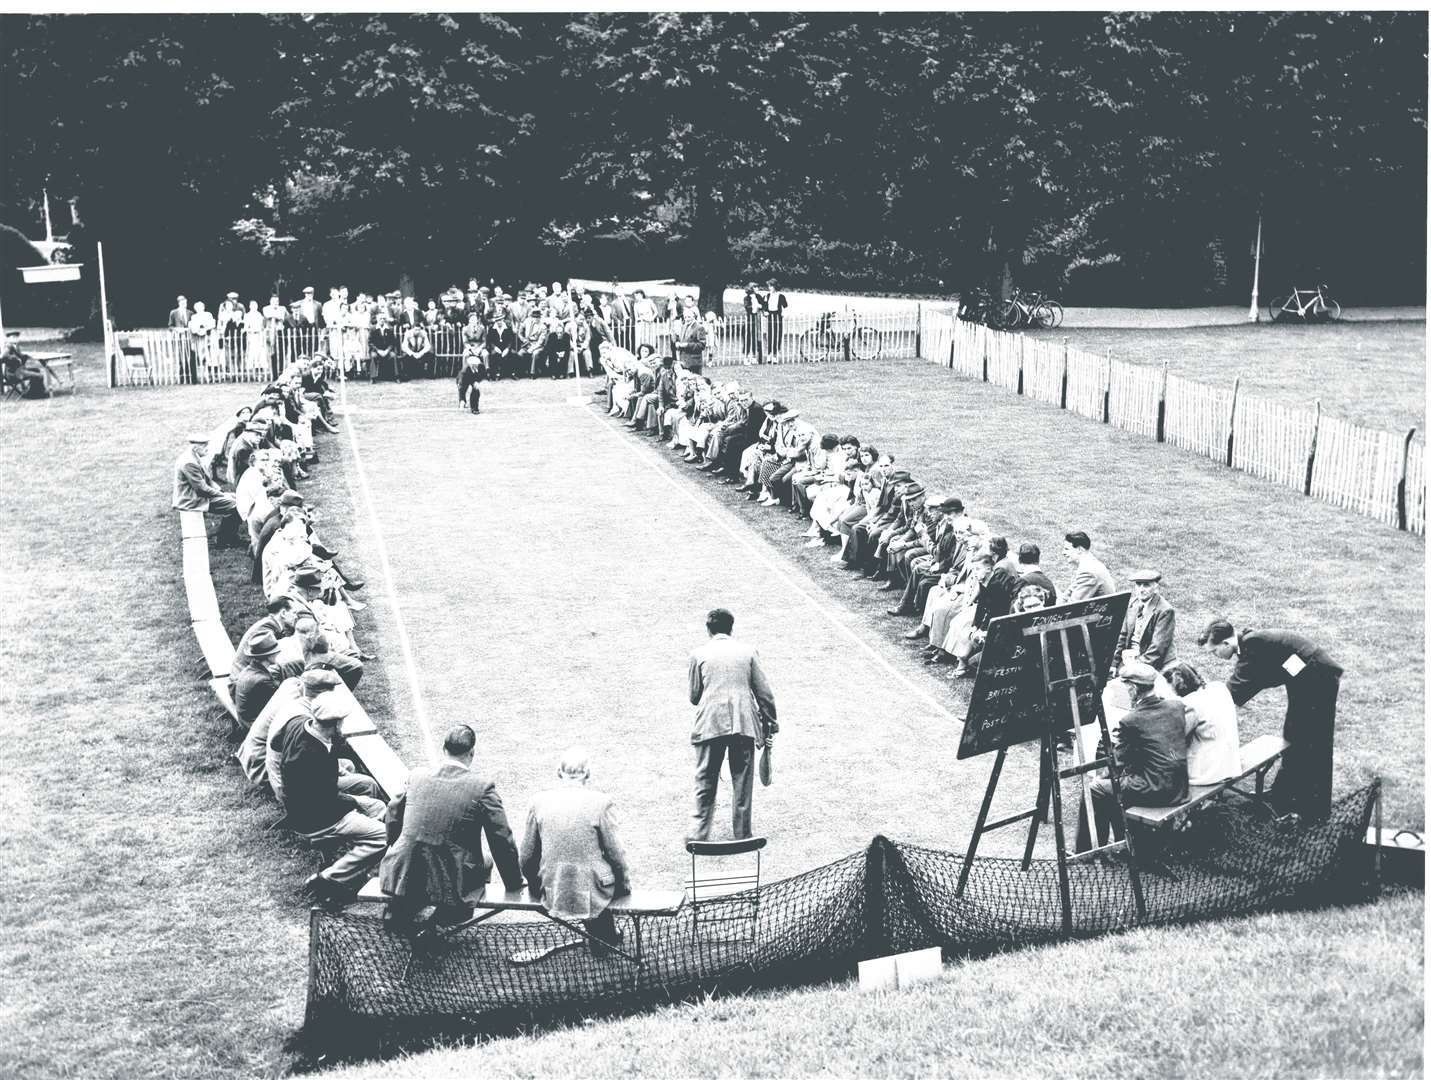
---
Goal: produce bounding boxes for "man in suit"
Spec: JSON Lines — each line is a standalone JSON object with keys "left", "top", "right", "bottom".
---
{"left": 1075, "top": 662, "right": 1189, "bottom": 852}
{"left": 172, "top": 432, "right": 243, "bottom": 546}
{"left": 217, "top": 291, "right": 244, "bottom": 369}
{"left": 520, "top": 747, "right": 633, "bottom": 956}
{"left": 687, "top": 608, "right": 777, "bottom": 842}
{"left": 1116, "top": 569, "right": 1176, "bottom": 672}
{"left": 1016, "top": 542, "right": 1058, "bottom": 607}
{"left": 1199, "top": 619, "right": 1343, "bottom": 819}
{"left": 167, "top": 294, "right": 198, "bottom": 385}
{"left": 262, "top": 295, "right": 289, "bottom": 376}
{"left": 675, "top": 306, "right": 708, "bottom": 375}
{"left": 292, "top": 286, "right": 323, "bottom": 356}
{"left": 764, "top": 279, "right": 788, "bottom": 357}
{"left": 1062, "top": 530, "right": 1116, "bottom": 601}
{"left": 380, "top": 724, "right": 525, "bottom": 929}
{"left": 742, "top": 282, "right": 764, "bottom": 359}
{"left": 608, "top": 287, "right": 634, "bottom": 351}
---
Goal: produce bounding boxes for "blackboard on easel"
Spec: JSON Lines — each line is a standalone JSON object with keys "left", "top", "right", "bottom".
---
{"left": 957, "top": 593, "right": 1131, "bottom": 759}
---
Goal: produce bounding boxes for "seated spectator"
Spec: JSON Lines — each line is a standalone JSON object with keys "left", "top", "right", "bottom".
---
{"left": 233, "top": 628, "right": 286, "bottom": 726}
{"left": 173, "top": 432, "right": 244, "bottom": 548}
{"left": 804, "top": 439, "right": 865, "bottom": 544}
{"left": 628, "top": 354, "right": 677, "bottom": 434}
{"left": 368, "top": 318, "right": 399, "bottom": 382}
{"left": 2, "top": 333, "right": 54, "bottom": 398}
{"left": 203, "top": 406, "right": 253, "bottom": 477}
{"left": 519, "top": 747, "right": 633, "bottom": 957}
{"left": 760, "top": 414, "right": 817, "bottom": 508}
{"left": 401, "top": 323, "right": 433, "bottom": 380}
{"left": 701, "top": 388, "right": 757, "bottom": 476}
{"left": 1115, "top": 569, "right": 1176, "bottom": 673}
{"left": 1062, "top": 530, "right": 1116, "bottom": 601}
{"left": 676, "top": 380, "right": 729, "bottom": 463}
{"left": 1017, "top": 542, "right": 1058, "bottom": 607}
{"left": 1075, "top": 662, "right": 1189, "bottom": 853}
{"left": 485, "top": 314, "right": 517, "bottom": 379}
{"left": 790, "top": 434, "right": 849, "bottom": 518}
{"left": 1163, "top": 659, "right": 1242, "bottom": 787}
{"left": 288, "top": 566, "right": 370, "bottom": 661}
{"left": 277, "top": 607, "right": 364, "bottom": 690}
{"left": 888, "top": 497, "right": 966, "bottom": 617}
{"left": 378, "top": 723, "right": 526, "bottom": 931}
{"left": 283, "top": 690, "right": 389, "bottom": 905}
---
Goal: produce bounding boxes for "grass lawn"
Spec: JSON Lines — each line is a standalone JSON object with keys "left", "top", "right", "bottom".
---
{"left": 1049, "top": 321, "right": 1426, "bottom": 431}
{"left": 0, "top": 338, "right": 1421, "bottom": 1079}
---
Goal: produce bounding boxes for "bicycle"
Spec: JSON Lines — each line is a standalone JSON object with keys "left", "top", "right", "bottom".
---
{"left": 1267, "top": 284, "right": 1341, "bottom": 324}
{"left": 997, "top": 288, "right": 1064, "bottom": 331}
{"left": 798, "top": 309, "right": 883, "bottom": 362}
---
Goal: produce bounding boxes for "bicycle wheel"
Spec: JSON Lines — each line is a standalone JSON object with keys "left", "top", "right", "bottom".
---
{"left": 1028, "top": 302, "right": 1054, "bottom": 330}
{"left": 798, "top": 328, "right": 821, "bottom": 362}
{"left": 849, "top": 326, "right": 881, "bottom": 361}
{"left": 1042, "top": 301, "right": 1064, "bottom": 329}
{"left": 1318, "top": 299, "right": 1342, "bottom": 323}
{"left": 996, "top": 301, "right": 1022, "bottom": 330}
{"left": 1267, "top": 297, "right": 1289, "bottom": 323}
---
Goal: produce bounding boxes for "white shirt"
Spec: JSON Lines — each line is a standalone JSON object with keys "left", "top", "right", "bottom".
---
{"left": 234, "top": 463, "right": 271, "bottom": 523}
{"left": 1183, "top": 682, "right": 1242, "bottom": 786}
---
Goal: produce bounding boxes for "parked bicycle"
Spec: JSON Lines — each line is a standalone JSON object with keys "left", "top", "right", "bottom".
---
{"left": 997, "top": 287, "right": 1064, "bottom": 331}
{"left": 1267, "top": 284, "right": 1341, "bottom": 324}
{"left": 798, "top": 309, "right": 883, "bottom": 362}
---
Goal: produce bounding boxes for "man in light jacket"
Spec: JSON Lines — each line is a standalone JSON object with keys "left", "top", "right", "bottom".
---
{"left": 686, "top": 607, "right": 777, "bottom": 842}
{"left": 520, "top": 747, "right": 632, "bottom": 955}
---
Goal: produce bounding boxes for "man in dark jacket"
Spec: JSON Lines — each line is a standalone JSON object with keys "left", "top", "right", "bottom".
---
{"left": 1076, "top": 662, "right": 1189, "bottom": 852}
{"left": 285, "top": 693, "right": 388, "bottom": 904}
{"left": 1199, "top": 619, "right": 1343, "bottom": 818}
{"left": 379, "top": 724, "right": 523, "bottom": 928}
{"left": 1116, "top": 569, "right": 1176, "bottom": 672}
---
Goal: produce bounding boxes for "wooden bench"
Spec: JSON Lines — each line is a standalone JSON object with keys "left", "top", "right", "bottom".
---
{"left": 1123, "top": 734, "right": 1290, "bottom": 830}
{"left": 210, "top": 676, "right": 239, "bottom": 725}
{"left": 353, "top": 878, "right": 685, "bottom": 968}
{"left": 343, "top": 731, "right": 408, "bottom": 799}
{"left": 191, "top": 619, "right": 236, "bottom": 680}
{"left": 31, "top": 352, "right": 75, "bottom": 394}
{"left": 179, "top": 509, "right": 208, "bottom": 541}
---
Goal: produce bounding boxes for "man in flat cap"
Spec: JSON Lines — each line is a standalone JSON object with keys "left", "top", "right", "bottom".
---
{"left": 1076, "top": 661, "right": 1189, "bottom": 853}
{"left": 292, "top": 286, "right": 322, "bottom": 357}
{"left": 173, "top": 432, "right": 244, "bottom": 547}
{"left": 1198, "top": 619, "right": 1342, "bottom": 819}
{"left": 1115, "top": 569, "right": 1176, "bottom": 673}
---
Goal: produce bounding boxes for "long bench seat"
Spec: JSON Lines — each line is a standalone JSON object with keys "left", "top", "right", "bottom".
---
{"left": 1123, "top": 734, "right": 1290, "bottom": 830}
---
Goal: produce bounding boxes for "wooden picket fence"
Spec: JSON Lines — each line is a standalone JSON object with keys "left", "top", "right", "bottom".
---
{"left": 924, "top": 315, "right": 1425, "bottom": 536}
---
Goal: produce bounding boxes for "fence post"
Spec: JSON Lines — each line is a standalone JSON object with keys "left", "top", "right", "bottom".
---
{"left": 756, "top": 313, "right": 765, "bottom": 364}
{"left": 1303, "top": 400, "right": 1322, "bottom": 496}
{"left": 1225, "top": 375, "right": 1241, "bottom": 467}
{"left": 1155, "top": 361, "right": 1169, "bottom": 443}
{"left": 981, "top": 330, "right": 989, "bottom": 383}
{"left": 1016, "top": 335, "right": 1025, "bottom": 396}
{"left": 1102, "top": 354, "right": 1111, "bottom": 424}
{"left": 948, "top": 321, "right": 955, "bottom": 370}
{"left": 914, "top": 303, "right": 922, "bottom": 360}
{"left": 1396, "top": 426, "right": 1417, "bottom": 531}
{"left": 1059, "top": 337, "right": 1068, "bottom": 410}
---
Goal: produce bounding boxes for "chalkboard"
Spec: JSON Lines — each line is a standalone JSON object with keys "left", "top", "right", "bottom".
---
{"left": 957, "top": 592, "right": 1131, "bottom": 759}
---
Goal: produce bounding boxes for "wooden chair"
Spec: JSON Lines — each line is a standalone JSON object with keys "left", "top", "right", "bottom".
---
{"left": 685, "top": 837, "right": 767, "bottom": 948}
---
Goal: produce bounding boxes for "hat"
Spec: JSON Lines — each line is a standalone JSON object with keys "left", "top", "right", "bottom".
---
{"left": 762, "top": 400, "right": 786, "bottom": 415}
{"left": 186, "top": 432, "right": 210, "bottom": 445}
{"left": 301, "top": 668, "right": 341, "bottom": 693}
{"left": 278, "top": 491, "right": 305, "bottom": 507}
{"left": 226, "top": 291, "right": 239, "bottom": 299}
{"left": 292, "top": 569, "right": 324, "bottom": 591}
{"left": 1129, "top": 569, "right": 1162, "bottom": 583}
{"left": 1119, "top": 661, "right": 1159, "bottom": 688}
{"left": 310, "top": 691, "right": 352, "bottom": 725}
{"left": 931, "top": 496, "right": 964, "bottom": 514}
{"left": 302, "top": 286, "right": 314, "bottom": 294}
{"left": 778, "top": 410, "right": 800, "bottom": 422}
{"left": 245, "top": 629, "right": 282, "bottom": 657}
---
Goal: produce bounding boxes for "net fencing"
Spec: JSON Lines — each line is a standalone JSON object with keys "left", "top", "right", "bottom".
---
{"left": 305, "top": 783, "right": 1380, "bottom": 1046}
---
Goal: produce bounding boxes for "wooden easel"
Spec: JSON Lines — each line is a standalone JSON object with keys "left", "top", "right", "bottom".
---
{"left": 955, "top": 611, "right": 1146, "bottom": 932}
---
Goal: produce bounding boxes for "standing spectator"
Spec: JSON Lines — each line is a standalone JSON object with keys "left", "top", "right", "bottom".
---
{"left": 242, "top": 300, "right": 266, "bottom": 374}
{"left": 764, "top": 279, "right": 788, "bottom": 358}
{"left": 675, "top": 306, "right": 708, "bottom": 375}
{"left": 168, "top": 294, "right": 197, "bottom": 385}
{"left": 262, "top": 294, "right": 289, "bottom": 377}
{"left": 686, "top": 608, "right": 777, "bottom": 842}
{"left": 217, "top": 291, "right": 244, "bottom": 372}
{"left": 292, "top": 286, "right": 322, "bottom": 356}
{"left": 1062, "top": 530, "right": 1116, "bottom": 602}
{"left": 742, "top": 281, "right": 764, "bottom": 360}
{"left": 1198, "top": 620, "right": 1343, "bottom": 819}
{"left": 633, "top": 288, "right": 659, "bottom": 351}
{"left": 321, "top": 287, "right": 344, "bottom": 356}
{"left": 608, "top": 287, "right": 634, "bottom": 351}
{"left": 380, "top": 724, "right": 526, "bottom": 931}
{"left": 1116, "top": 569, "right": 1176, "bottom": 672}
{"left": 519, "top": 747, "right": 633, "bottom": 957}
{"left": 188, "top": 301, "right": 217, "bottom": 373}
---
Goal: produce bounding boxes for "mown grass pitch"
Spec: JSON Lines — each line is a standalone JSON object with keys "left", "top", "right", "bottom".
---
{"left": 0, "top": 338, "right": 1421, "bottom": 1078}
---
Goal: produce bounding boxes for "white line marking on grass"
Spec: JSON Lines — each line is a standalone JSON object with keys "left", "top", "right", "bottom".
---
{"left": 580, "top": 404, "right": 963, "bottom": 725}
{"left": 338, "top": 377, "right": 438, "bottom": 763}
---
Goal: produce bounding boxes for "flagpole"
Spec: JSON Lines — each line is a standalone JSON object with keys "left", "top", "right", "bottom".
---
{"left": 98, "top": 240, "right": 115, "bottom": 388}
{"left": 1248, "top": 213, "right": 1263, "bottom": 323}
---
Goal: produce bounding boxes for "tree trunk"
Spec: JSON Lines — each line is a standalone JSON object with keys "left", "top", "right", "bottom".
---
{"left": 687, "top": 174, "right": 733, "bottom": 316}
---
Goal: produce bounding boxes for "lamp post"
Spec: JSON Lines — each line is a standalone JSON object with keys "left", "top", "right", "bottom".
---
{"left": 1248, "top": 212, "right": 1264, "bottom": 323}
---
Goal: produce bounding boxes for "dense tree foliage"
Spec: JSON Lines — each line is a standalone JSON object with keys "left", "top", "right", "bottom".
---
{"left": 1, "top": 11, "right": 1423, "bottom": 321}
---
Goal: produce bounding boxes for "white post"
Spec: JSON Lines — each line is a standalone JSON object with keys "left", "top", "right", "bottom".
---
{"left": 1248, "top": 213, "right": 1263, "bottom": 323}
{"left": 98, "top": 240, "right": 115, "bottom": 389}
{"left": 0, "top": 292, "right": 7, "bottom": 342}
{"left": 43, "top": 188, "right": 54, "bottom": 245}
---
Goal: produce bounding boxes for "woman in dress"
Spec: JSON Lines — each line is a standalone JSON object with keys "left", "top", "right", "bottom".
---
{"left": 633, "top": 289, "right": 658, "bottom": 351}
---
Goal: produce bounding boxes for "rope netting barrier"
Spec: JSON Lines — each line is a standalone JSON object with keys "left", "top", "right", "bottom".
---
{"left": 305, "top": 783, "right": 1379, "bottom": 1044}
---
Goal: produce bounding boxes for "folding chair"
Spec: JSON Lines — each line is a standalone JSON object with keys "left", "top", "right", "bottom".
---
{"left": 685, "top": 837, "right": 766, "bottom": 950}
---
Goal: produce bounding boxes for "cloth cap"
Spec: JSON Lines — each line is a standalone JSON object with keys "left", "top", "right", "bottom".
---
{"left": 303, "top": 286, "right": 314, "bottom": 294}
{"left": 245, "top": 629, "right": 281, "bottom": 657}
{"left": 226, "top": 292, "right": 239, "bottom": 299}
{"left": 301, "top": 669, "right": 341, "bottom": 692}
{"left": 187, "top": 432, "right": 210, "bottom": 445}
{"left": 1129, "top": 569, "right": 1162, "bottom": 583}
{"left": 310, "top": 691, "right": 351, "bottom": 725}
{"left": 1120, "top": 661, "right": 1159, "bottom": 687}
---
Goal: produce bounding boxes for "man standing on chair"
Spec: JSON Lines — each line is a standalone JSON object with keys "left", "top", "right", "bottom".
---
{"left": 687, "top": 607, "right": 777, "bottom": 842}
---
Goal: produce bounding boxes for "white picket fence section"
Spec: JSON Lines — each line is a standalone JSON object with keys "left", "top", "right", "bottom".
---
{"left": 1232, "top": 396, "right": 1319, "bottom": 491}
{"left": 1064, "top": 350, "right": 1108, "bottom": 422}
{"left": 1309, "top": 415, "right": 1402, "bottom": 525}
{"left": 1022, "top": 337, "right": 1065, "bottom": 407}
{"left": 1164, "top": 374, "right": 1232, "bottom": 463}
{"left": 1108, "top": 360, "right": 1162, "bottom": 439}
